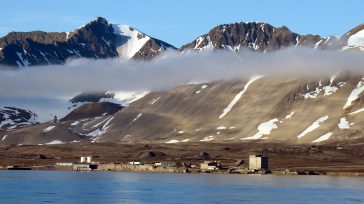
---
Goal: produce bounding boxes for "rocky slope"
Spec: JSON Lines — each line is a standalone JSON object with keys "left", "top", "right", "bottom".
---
{"left": 0, "top": 107, "right": 38, "bottom": 129}
{"left": 1, "top": 18, "right": 364, "bottom": 67}
{"left": 181, "top": 22, "right": 322, "bottom": 52}
{"left": 0, "top": 17, "right": 364, "bottom": 67}
{"left": 0, "top": 17, "right": 175, "bottom": 67}
{"left": 2, "top": 20, "right": 364, "bottom": 145}
{"left": 3, "top": 73, "right": 364, "bottom": 145}
{"left": 180, "top": 22, "right": 364, "bottom": 52}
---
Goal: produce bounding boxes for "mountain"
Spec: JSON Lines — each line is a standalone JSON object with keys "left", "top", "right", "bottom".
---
{"left": 112, "top": 24, "right": 175, "bottom": 60}
{"left": 0, "top": 107, "right": 38, "bottom": 129}
{"left": 340, "top": 24, "right": 364, "bottom": 51}
{"left": 3, "top": 73, "right": 364, "bottom": 145}
{"left": 62, "top": 102, "right": 122, "bottom": 121}
{"left": 0, "top": 17, "right": 176, "bottom": 67}
{"left": 2, "top": 20, "right": 364, "bottom": 145}
{"left": 1, "top": 18, "right": 364, "bottom": 67}
{"left": 180, "top": 22, "right": 364, "bottom": 52}
{"left": 181, "top": 22, "right": 319, "bottom": 52}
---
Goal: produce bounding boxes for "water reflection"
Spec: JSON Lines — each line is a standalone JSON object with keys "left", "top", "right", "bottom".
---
{"left": 0, "top": 171, "right": 363, "bottom": 203}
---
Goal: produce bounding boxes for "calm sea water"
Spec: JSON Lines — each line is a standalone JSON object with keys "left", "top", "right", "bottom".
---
{"left": 0, "top": 171, "right": 363, "bottom": 204}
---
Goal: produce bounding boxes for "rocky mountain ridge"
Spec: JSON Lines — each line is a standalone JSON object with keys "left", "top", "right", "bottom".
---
{"left": 1, "top": 18, "right": 364, "bottom": 67}
{"left": 181, "top": 22, "right": 364, "bottom": 52}
{"left": 0, "top": 17, "right": 175, "bottom": 67}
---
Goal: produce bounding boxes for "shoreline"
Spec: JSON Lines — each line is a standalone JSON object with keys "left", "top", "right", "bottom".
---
{"left": 2, "top": 165, "right": 364, "bottom": 177}
{"left": 1, "top": 142, "right": 364, "bottom": 177}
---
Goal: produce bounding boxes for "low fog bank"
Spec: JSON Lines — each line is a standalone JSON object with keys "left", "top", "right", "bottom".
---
{"left": 0, "top": 48, "right": 364, "bottom": 98}
{"left": 1, "top": 47, "right": 363, "bottom": 121}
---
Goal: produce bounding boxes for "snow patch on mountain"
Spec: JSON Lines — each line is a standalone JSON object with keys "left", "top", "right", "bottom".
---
{"left": 198, "top": 36, "right": 214, "bottom": 51}
{"left": 87, "top": 116, "right": 114, "bottom": 141}
{"left": 303, "top": 75, "right": 341, "bottom": 99}
{"left": 70, "top": 121, "right": 80, "bottom": 126}
{"left": 217, "top": 126, "right": 227, "bottom": 130}
{"left": 219, "top": 75, "right": 263, "bottom": 119}
{"left": 242, "top": 118, "right": 279, "bottom": 140}
{"left": 16, "top": 52, "right": 30, "bottom": 67}
{"left": 39, "top": 51, "right": 50, "bottom": 64}
{"left": 103, "top": 116, "right": 114, "bottom": 129}
{"left": 348, "top": 29, "right": 364, "bottom": 48}
{"left": 112, "top": 24, "right": 150, "bottom": 59}
{"left": 297, "top": 116, "right": 329, "bottom": 138}
{"left": 312, "top": 132, "right": 333, "bottom": 143}
{"left": 0, "top": 107, "right": 38, "bottom": 129}
{"left": 102, "top": 91, "right": 149, "bottom": 106}
{"left": 46, "top": 140, "right": 65, "bottom": 145}
{"left": 130, "top": 113, "right": 142, "bottom": 125}
{"left": 148, "top": 97, "right": 160, "bottom": 105}
{"left": 166, "top": 139, "right": 179, "bottom": 144}
{"left": 200, "top": 136, "right": 214, "bottom": 142}
{"left": 338, "top": 117, "right": 354, "bottom": 129}
{"left": 87, "top": 129, "right": 104, "bottom": 137}
{"left": 285, "top": 112, "right": 295, "bottom": 120}
{"left": 65, "top": 32, "right": 71, "bottom": 40}
{"left": 92, "top": 116, "right": 112, "bottom": 128}
{"left": 195, "top": 84, "right": 208, "bottom": 94}
{"left": 343, "top": 79, "right": 364, "bottom": 109}
{"left": 43, "top": 126, "right": 55, "bottom": 133}
{"left": 349, "top": 108, "right": 364, "bottom": 115}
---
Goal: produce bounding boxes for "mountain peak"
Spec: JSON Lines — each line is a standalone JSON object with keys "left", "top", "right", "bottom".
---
{"left": 0, "top": 17, "right": 176, "bottom": 66}
{"left": 1, "top": 19, "right": 364, "bottom": 67}
{"left": 83, "top": 16, "right": 110, "bottom": 27}
{"left": 181, "top": 21, "right": 302, "bottom": 52}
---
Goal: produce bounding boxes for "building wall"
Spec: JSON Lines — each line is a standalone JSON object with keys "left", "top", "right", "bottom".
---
{"left": 200, "top": 163, "right": 209, "bottom": 170}
{"left": 261, "top": 157, "right": 269, "bottom": 170}
{"left": 200, "top": 162, "right": 218, "bottom": 170}
{"left": 73, "top": 164, "right": 91, "bottom": 171}
{"left": 97, "top": 163, "right": 185, "bottom": 173}
{"left": 249, "top": 155, "right": 269, "bottom": 170}
{"left": 249, "top": 155, "right": 257, "bottom": 170}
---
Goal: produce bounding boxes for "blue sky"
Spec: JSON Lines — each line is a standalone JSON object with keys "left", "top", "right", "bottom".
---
{"left": 1, "top": 0, "right": 364, "bottom": 47}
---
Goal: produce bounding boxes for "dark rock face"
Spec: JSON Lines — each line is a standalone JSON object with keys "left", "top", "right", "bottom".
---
{"left": 0, "top": 17, "right": 117, "bottom": 67}
{"left": 0, "top": 107, "right": 38, "bottom": 129}
{"left": 181, "top": 22, "right": 328, "bottom": 52}
{"left": 62, "top": 102, "right": 122, "bottom": 121}
{"left": 0, "top": 17, "right": 176, "bottom": 67}
{"left": 1, "top": 19, "right": 363, "bottom": 67}
{"left": 70, "top": 92, "right": 114, "bottom": 103}
{"left": 138, "top": 151, "right": 166, "bottom": 158}
{"left": 133, "top": 38, "right": 176, "bottom": 60}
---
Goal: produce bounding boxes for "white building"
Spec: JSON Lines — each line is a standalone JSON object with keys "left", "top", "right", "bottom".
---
{"left": 249, "top": 155, "right": 268, "bottom": 171}
{"left": 200, "top": 161, "right": 220, "bottom": 170}
{"left": 80, "top": 156, "right": 92, "bottom": 164}
{"left": 129, "top": 161, "right": 143, "bottom": 165}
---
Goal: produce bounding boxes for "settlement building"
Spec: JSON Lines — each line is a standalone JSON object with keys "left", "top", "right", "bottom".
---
{"left": 80, "top": 156, "right": 92, "bottom": 164}
{"left": 129, "top": 161, "right": 144, "bottom": 165}
{"left": 73, "top": 156, "right": 96, "bottom": 171}
{"left": 248, "top": 155, "right": 268, "bottom": 171}
{"left": 200, "top": 161, "right": 220, "bottom": 170}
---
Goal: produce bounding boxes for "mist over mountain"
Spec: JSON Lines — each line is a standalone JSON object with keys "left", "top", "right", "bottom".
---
{"left": 1, "top": 17, "right": 364, "bottom": 146}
